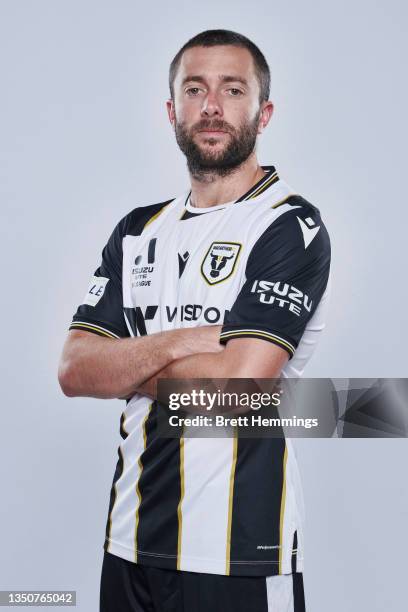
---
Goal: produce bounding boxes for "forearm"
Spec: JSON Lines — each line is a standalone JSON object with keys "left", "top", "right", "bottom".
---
{"left": 137, "top": 339, "right": 287, "bottom": 401}
{"left": 137, "top": 351, "right": 227, "bottom": 399}
{"left": 59, "top": 329, "right": 205, "bottom": 399}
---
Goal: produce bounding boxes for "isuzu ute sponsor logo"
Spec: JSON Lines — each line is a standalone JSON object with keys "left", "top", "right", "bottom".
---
{"left": 251, "top": 280, "right": 312, "bottom": 316}
{"left": 201, "top": 242, "right": 241, "bottom": 285}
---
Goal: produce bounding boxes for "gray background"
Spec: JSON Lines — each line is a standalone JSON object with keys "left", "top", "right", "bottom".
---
{"left": 1, "top": 0, "right": 407, "bottom": 610}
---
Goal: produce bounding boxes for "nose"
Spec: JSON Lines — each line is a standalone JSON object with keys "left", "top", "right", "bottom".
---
{"left": 201, "top": 91, "right": 223, "bottom": 117}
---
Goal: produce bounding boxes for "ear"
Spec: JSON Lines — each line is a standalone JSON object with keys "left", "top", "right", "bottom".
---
{"left": 257, "top": 100, "right": 274, "bottom": 134}
{"left": 166, "top": 99, "right": 176, "bottom": 126}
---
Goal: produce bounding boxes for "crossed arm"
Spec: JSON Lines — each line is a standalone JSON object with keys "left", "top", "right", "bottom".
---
{"left": 58, "top": 326, "right": 288, "bottom": 400}
{"left": 136, "top": 335, "right": 288, "bottom": 400}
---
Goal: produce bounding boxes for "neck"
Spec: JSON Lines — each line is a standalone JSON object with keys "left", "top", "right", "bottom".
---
{"left": 188, "top": 154, "right": 266, "bottom": 208}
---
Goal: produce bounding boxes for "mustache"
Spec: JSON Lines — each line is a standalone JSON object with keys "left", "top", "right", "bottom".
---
{"left": 192, "top": 119, "right": 236, "bottom": 134}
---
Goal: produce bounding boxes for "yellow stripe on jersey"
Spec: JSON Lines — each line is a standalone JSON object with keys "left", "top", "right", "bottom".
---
{"left": 176, "top": 434, "right": 185, "bottom": 570}
{"left": 105, "top": 446, "right": 124, "bottom": 553}
{"left": 247, "top": 171, "right": 279, "bottom": 200}
{"left": 271, "top": 194, "right": 297, "bottom": 209}
{"left": 225, "top": 433, "right": 238, "bottom": 575}
{"left": 134, "top": 404, "right": 152, "bottom": 563}
{"left": 278, "top": 444, "right": 288, "bottom": 574}
{"left": 143, "top": 205, "right": 168, "bottom": 229}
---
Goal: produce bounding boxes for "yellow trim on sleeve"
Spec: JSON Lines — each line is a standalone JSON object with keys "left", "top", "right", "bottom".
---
{"left": 69, "top": 322, "right": 118, "bottom": 339}
{"left": 220, "top": 330, "right": 295, "bottom": 356}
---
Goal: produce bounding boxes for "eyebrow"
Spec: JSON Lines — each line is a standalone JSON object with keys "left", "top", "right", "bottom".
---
{"left": 181, "top": 75, "right": 248, "bottom": 87}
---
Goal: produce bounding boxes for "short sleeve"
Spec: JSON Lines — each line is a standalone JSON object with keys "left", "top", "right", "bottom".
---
{"left": 220, "top": 206, "right": 331, "bottom": 358}
{"left": 69, "top": 217, "right": 129, "bottom": 339}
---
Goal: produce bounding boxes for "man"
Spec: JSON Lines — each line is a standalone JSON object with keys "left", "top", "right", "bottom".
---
{"left": 59, "top": 29, "right": 330, "bottom": 612}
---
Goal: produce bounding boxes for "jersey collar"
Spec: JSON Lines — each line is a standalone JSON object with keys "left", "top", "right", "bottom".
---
{"left": 183, "top": 165, "right": 279, "bottom": 217}
{"left": 235, "top": 165, "right": 279, "bottom": 202}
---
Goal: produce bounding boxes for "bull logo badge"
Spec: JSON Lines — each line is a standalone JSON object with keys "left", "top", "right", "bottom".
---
{"left": 201, "top": 242, "right": 242, "bottom": 285}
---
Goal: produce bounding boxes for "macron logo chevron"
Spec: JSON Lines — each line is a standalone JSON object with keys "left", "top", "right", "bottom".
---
{"left": 178, "top": 251, "right": 190, "bottom": 277}
{"left": 297, "top": 216, "right": 320, "bottom": 249}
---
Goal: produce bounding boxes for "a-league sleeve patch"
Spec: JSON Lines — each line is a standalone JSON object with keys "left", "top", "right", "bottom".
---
{"left": 82, "top": 275, "right": 110, "bottom": 307}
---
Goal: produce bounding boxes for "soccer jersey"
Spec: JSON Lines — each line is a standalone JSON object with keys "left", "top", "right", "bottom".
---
{"left": 69, "top": 166, "right": 331, "bottom": 576}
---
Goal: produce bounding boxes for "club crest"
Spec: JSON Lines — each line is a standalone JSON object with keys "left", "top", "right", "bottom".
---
{"left": 201, "top": 242, "right": 242, "bottom": 285}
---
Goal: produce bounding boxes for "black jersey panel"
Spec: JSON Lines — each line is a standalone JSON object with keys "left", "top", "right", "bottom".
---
{"left": 69, "top": 200, "right": 173, "bottom": 338}
{"left": 220, "top": 200, "right": 331, "bottom": 358}
{"left": 229, "top": 437, "right": 286, "bottom": 576}
{"left": 135, "top": 401, "right": 183, "bottom": 569}
{"left": 70, "top": 214, "right": 129, "bottom": 338}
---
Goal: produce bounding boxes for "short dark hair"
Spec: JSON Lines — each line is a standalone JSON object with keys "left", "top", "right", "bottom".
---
{"left": 169, "top": 29, "right": 270, "bottom": 103}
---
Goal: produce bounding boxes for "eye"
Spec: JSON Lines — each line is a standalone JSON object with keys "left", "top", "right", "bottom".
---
{"left": 185, "top": 87, "right": 201, "bottom": 96}
{"left": 228, "top": 88, "right": 244, "bottom": 96}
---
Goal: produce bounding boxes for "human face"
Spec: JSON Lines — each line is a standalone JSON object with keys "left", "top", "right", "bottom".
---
{"left": 167, "top": 45, "right": 273, "bottom": 178}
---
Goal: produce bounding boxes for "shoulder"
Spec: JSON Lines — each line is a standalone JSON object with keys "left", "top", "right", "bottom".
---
{"left": 247, "top": 194, "right": 331, "bottom": 276}
{"left": 116, "top": 198, "right": 175, "bottom": 237}
{"left": 256, "top": 194, "right": 331, "bottom": 257}
{"left": 101, "top": 199, "right": 175, "bottom": 260}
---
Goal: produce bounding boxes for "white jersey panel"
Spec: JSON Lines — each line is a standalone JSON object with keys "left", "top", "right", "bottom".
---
{"left": 179, "top": 436, "right": 235, "bottom": 574}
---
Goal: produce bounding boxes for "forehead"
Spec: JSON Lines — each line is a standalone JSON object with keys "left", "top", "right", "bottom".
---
{"left": 175, "top": 45, "right": 258, "bottom": 86}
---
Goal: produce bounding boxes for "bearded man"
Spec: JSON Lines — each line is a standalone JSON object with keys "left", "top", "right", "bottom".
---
{"left": 59, "top": 29, "right": 331, "bottom": 612}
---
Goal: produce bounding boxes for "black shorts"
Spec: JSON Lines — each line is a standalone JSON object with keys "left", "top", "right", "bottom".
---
{"left": 100, "top": 551, "right": 306, "bottom": 612}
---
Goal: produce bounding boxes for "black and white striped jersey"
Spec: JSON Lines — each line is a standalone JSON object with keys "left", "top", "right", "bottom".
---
{"left": 69, "top": 166, "right": 331, "bottom": 576}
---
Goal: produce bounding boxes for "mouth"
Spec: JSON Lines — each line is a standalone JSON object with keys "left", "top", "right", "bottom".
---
{"left": 197, "top": 130, "right": 229, "bottom": 136}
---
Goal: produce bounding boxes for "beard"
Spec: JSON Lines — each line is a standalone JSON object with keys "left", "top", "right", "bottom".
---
{"left": 174, "top": 111, "right": 260, "bottom": 180}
